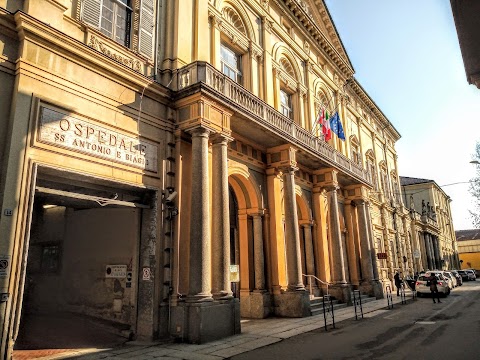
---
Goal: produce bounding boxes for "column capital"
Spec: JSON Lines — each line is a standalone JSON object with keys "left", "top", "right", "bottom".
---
{"left": 352, "top": 198, "right": 368, "bottom": 207}
{"left": 210, "top": 132, "right": 233, "bottom": 145}
{"left": 324, "top": 184, "right": 340, "bottom": 193}
{"left": 278, "top": 164, "right": 299, "bottom": 174}
{"left": 187, "top": 126, "right": 211, "bottom": 138}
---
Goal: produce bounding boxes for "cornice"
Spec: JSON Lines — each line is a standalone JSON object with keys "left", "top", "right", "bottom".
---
{"left": 13, "top": 11, "right": 169, "bottom": 99}
{"left": 0, "top": 8, "right": 18, "bottom": 38}
{"left": 277, "top": 0, "right": 353, "bottom": 78}
{"left": 348, "top": 78, "right": 401, "bottom": 141}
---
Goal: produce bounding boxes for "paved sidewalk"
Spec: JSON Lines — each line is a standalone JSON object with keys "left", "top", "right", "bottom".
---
{"left": 40, "top": 292, "right": 416, "bottom": 360}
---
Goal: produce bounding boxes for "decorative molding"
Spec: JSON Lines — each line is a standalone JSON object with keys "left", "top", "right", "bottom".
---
{"left": 303, "top": 40, "right": 310, "bottom": 54}
{"left": 262, "top": 17, "right": 274, "bottom": 33}
{"left": 88, "top": 34, "right": 142, "bottom": 72}
{"left": 261, "top": 0, "right": 270, "bottom": 10}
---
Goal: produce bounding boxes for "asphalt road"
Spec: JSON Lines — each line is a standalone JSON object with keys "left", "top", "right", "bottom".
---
{"left": 231, "top": 280, "right": 480, "bottom": 360}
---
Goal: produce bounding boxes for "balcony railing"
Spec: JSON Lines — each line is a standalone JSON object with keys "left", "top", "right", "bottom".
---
{"left": 176, "top": 62, "right": 370, "bottom": 184}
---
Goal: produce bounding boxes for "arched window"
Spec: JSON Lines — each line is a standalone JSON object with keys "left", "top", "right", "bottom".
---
{"left": 278, "top": 57, "right": 297, "bottom": 121}
{"left": 280, "top": 89, "right": 293, "bottom": 119}
{"left": 379, "top": 161, "right": 390, "bottom": 199}
{"left": 219, "top": 5, "right": 250, "bottom": 86}
{"left": 350, "top": 135, "right": 361, "bottom": 166}
{"left": 365, "top": 150, "right": 378, "bottom": 191}
{"left": 390, "top": 170, "right": 399, "bottom": 201}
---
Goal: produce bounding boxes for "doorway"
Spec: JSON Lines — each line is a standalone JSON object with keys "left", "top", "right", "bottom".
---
{"left": 14, "top": 167, "right": 153, "bottom": 356}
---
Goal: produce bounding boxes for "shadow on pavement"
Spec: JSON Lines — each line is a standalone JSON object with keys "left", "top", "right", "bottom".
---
{"left": 13, "top": 312, "right": 129, "bottom": 359}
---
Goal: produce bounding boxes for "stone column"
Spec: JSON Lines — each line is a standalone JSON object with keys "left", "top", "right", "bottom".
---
{"left": 366, "top": 204, "right": 380, "bottom": 281}
{"left": 425, "top": 233, "right": 433, "bottom": 270}
{"left": 433, "top": 236, "right": 442, "bottom": 269}
{"left": 188, "top": 127, "right": 212, "bottom": 301}
{"left": 356, "top": 200, "right": 374, "bottom": 282}
{"left": 302, "top": 223, "right": 316, "bottom": 276}
{"left": 282, "top": 166, "right": 305, "bottom": 291}
{"left": 252, "top": 214, "right": 266, "bottom": 290}
{"left": 328, "top": 186, "right": 347, "bottom": 284}
{"left": 211, "top": 134, "right": 233, "bottom": 299}
{"left": 345, "top": 201, "right": 360, "bottom": 286}
{"left": 428, "top": 234, "right": 436, "bottom": 269}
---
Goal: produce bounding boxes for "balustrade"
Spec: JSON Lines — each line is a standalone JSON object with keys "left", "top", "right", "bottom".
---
{"left": 177, "top": 62, "right": 371, "bottom": 185}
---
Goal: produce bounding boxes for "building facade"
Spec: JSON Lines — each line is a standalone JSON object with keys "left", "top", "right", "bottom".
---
{"left": 1, "top": 0, "right": 414, "bottom": 357}
{"left": 400, "top": 177, "right": 460, "bottom": 272}
{"left": 456, "top": 229, "right": 480, "bottom": 271}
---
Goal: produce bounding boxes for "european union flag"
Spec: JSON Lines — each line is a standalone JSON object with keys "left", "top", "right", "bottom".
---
{"left": 329, "top": 112, "right": 345, "bottom": 141}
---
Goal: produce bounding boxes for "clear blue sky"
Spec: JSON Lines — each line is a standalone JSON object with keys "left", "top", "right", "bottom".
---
{"left": 325, "top": 0, "right": 480, "bottom": 230}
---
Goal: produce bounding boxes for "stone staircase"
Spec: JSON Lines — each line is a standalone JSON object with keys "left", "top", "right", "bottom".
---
{"left": 310, "top": 292, "right": 377, "bottom": 316}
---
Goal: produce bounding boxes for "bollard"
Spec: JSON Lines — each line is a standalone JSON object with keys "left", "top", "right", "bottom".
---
{"left": 385, "top": 285, "right": 393, "bottom": 309}
{"left": 353, "top": 290, "right": 363, "bottom": 320}
{"left": 400, "top": 283, "right": 406, "bottom": 305}
{"left": 322, "top": 294, "right": 335, "bottom": 331}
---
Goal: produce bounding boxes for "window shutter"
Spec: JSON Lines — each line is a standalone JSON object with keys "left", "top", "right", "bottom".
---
{"left": 81, "top": 0, "right": 102, "bottom": 29}
{"left": 139, "top": 0, "right": 155, "bottom": 59}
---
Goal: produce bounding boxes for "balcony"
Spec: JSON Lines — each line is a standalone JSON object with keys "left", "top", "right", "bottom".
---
{"left": 175, "top": 61, "right": 371, "bottom": 185}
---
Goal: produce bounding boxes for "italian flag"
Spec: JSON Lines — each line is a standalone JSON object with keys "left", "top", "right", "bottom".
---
{"left": 320, "top": 109, "right": 332, "bottom": 141}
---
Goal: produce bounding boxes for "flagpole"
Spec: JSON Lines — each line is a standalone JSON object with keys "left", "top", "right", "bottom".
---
{"left": 311, "top": 77, "right": 352, "bottom": 136}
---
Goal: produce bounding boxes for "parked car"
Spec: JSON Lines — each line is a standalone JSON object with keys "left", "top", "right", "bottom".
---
{"left": 465, "top": 269, "right": 476, "bottom": 281}
{"left": 442, "top": 271, "right": 456, "bottom": 289}
{"left": 415, "top": 271, "right": 450, "bottom": 297}
{"left": 457, "top": 270, "right": 469, "bottom": 281}
{"left": 450, "top": 270, "right": 463, "bottom": 286}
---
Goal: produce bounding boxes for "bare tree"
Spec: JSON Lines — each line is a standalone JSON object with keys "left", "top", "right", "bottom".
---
{"left": 469, "top": 142, "right": 480, "bottom": 227}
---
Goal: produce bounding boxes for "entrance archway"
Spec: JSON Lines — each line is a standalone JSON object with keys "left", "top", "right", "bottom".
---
{"left": 14, "top": 166, "right": 156, "bottom": 356}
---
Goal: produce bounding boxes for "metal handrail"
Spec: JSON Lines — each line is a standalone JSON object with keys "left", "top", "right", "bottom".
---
{"left": 303, "top": 274, "right": 330, "bottom": 298}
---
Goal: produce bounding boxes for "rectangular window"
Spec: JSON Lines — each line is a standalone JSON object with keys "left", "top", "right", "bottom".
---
{"left": 221, "top": 45, "right": 242, "bottom": 83}
{"left": 100, "top": 0, "right": 132, "bottom": 47}
{"left": 280, "top": 90, "right": 292, "bottom": 119}
{"left": 41, "top": 245, "right": 60, "bottom": 273}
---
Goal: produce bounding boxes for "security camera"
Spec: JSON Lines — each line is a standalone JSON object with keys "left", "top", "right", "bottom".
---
{"left": 165, "top": 191, "right": 177, "bottom": 203}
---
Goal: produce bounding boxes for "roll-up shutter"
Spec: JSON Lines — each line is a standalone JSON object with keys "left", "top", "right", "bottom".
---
{"left": 139, "top": 0, "right": 155, "bottom": 59}
{"left": 81, "top": 0, "right": 102, "bottom": 29}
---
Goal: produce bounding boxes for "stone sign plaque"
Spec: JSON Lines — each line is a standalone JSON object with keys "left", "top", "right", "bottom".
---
{"left": 105, "top": 265, "right": 127, "bottom": 278}
{"left": 38, "top": 106, "right": 158, "bottom": 172}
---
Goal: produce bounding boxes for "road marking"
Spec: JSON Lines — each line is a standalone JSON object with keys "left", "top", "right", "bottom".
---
{"left": 415, "top": 321, "right": 436, "bottom": 325}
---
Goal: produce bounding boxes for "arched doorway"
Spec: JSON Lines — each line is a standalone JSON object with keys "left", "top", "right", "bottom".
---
{"left": 228, "top": 164, "right": 270, "bottom": 318}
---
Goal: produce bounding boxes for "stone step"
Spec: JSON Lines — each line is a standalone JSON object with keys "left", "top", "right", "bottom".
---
{"left": 309, "top": 293, "right": 377, "bottom": 316}
{"left": 310, "top": 296, "right": 348, "bottom": 316}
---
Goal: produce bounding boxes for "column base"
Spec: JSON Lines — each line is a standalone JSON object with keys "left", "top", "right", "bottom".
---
{"left": 240, "top": 290, "right": 272, "bottom": 318}
{"left": 273, "top": 290, "right": 310, "bottom": 317}
{"left": 359, "top": 280, "right": 384, "bottom": 299}
{"left": 170, "top": 299, "right": 240, "bottom": 344}
{"left": 328, "top": 283, "right": 352, "bottom": 304}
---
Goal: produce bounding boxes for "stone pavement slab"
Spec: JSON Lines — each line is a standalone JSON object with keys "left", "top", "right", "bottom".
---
{"left": 64, "top": 291, "right": 415, "bottom": 360}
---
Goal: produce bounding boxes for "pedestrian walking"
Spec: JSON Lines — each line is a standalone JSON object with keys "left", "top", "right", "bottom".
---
{"left": 428, "top": 273, "right": 441, "bottom": 303}
{"left": 394, "top": 271, "right": 402, "bottom": 296}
